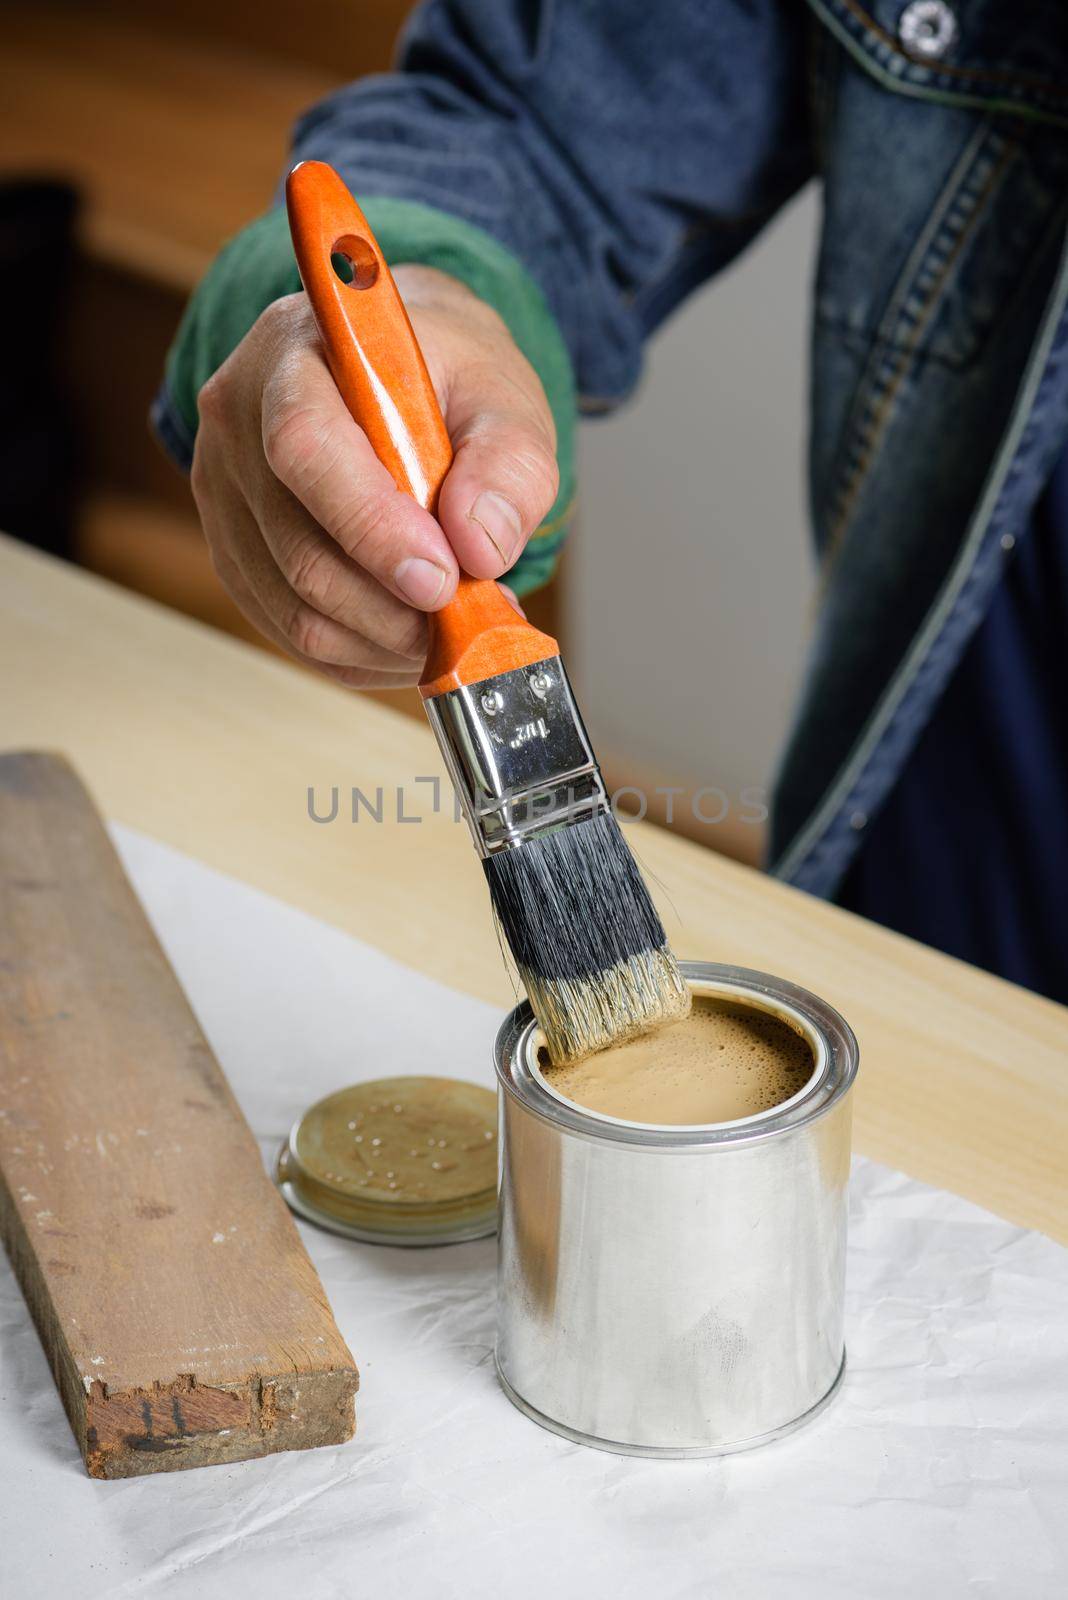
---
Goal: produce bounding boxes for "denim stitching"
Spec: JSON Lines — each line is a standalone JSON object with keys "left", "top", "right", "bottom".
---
{"left": 777, "top": 233, "right": 1068, "bottom": 891}
{"left": 808, "top": 0, "right": 1068, "bottom": 123}
{"left": 822, "top": 125, "right": 1018, "bottom": 561}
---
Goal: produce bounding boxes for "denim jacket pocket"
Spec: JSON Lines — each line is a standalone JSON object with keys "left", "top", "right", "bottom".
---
{"left": 806, "top": 0, "right": 1068, "bottom": 128}
{"left": 815, "top": 114, "right": 1068, "bottom": 374}
{"left": 808, "top": 6, "right": 1068, "bottom": 554}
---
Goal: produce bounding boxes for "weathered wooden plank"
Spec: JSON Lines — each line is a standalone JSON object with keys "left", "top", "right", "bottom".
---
{"left": 0, "top": 751, "right": 358, "bottom": 1477}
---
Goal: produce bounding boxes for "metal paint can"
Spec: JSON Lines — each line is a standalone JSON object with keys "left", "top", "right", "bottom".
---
{"left": 494, "top": 962, "right": 858, "bottom": 1456}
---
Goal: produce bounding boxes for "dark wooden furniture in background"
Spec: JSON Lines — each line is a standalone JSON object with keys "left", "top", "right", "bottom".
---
{"left": 0, "top": 2, "right": 560, "bottom": 718}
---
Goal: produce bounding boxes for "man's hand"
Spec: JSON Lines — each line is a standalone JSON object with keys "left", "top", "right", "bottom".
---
{"left": 190, "top": 267, "right": 559, "bottom": 688}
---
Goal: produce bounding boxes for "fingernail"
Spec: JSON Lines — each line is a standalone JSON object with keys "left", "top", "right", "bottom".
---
{"left": 499, "top": 584, "right": 526, "bottom": 617}
{"left": 469, "top": 491, "right": 522, "bottom": 567}
{"left": 394, "top": 557, "right": 448, "bottom": 608}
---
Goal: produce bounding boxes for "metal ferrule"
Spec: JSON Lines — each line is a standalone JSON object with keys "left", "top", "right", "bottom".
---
{"left": 424, "top": 656, "right": 608, "bottom": 857}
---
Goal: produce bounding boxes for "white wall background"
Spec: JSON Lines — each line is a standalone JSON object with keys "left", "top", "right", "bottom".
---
{"left": 564, "top": 189, "right": 820, "bottom": 857}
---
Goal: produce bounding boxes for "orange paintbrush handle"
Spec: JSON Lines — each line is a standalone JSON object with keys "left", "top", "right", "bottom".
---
{"left": 285, "top": 161, "right": 558, "bottom": 698}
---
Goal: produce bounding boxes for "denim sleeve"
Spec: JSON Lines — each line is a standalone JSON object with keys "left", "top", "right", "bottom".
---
{"left": 155, "top": 0, "right": 810, "bottom": 594}
{"left": 294, "top": 0, "right": 813, "bottom": 408}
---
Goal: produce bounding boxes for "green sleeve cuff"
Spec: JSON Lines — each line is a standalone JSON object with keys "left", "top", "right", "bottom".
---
{"left": 163, "top": 198, "right": 575, "bottom": 596}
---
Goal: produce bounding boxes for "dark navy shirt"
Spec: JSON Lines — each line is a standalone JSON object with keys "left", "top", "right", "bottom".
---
{"left": 838, "top": 451, "right": 1068, "bottom": 1006}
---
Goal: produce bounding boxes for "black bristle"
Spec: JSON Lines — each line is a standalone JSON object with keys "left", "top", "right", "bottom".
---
{"left": 483, "top": 810, "right": 667, "bottom": 980}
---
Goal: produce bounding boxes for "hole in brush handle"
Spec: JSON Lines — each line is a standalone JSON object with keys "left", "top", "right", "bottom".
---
{"left": 330, "top": 234, "right": 380, "bottom": 291}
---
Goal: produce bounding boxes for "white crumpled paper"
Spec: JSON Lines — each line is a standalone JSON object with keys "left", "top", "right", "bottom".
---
{"left": 1, "top": 826, "right": 1066, "bottom": 1599}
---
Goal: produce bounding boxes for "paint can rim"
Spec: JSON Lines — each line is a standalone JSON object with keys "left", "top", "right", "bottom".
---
{"left": 495, "top": 961, "right": 859, "bottom": 1151}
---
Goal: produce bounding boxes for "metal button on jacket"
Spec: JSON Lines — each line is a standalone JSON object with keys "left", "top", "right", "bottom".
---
{"left": 899, "top": 0, "right": 959, "bottom": 60}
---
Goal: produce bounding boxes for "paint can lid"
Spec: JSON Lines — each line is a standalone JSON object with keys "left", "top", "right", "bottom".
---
{"left": 275, "top": 1076, "right": 497, "bottom": 1246}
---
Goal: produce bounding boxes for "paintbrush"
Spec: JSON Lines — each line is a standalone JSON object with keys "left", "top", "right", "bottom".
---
{"left": 286, "top": 161, "right": 690, "bottom": 1062}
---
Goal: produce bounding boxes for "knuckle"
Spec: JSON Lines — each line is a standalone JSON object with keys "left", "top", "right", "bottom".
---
{"left": 475, "top": 438, "right": 559, "bottom": 528}
{"left": 460, "top": 404, "right": 559, "bottom": 524}
{"left": 205, "top": 538, "right": 237, "bottom": 594}
{"left": 286, "top": 600, "right": 330, "bottom": 660}
{"left": 196, "top": 371, "right": 228, "bottom": 429}
{"left": 515, "top": 438, "right": 560, "bottom": 514}
{"left": 189, "top": 442, "right": 210, "bottom": 506}
{"left": 331, "top": 666, "right": 375, "bottom": 689}
{"left": 331, "top": 486, "right": 397, "bottom": 565}
{"left": 262, "top": 401, "right": 335, "bottom": 486}
{"left": 393, "top": 613, "right": 428, "bottom": 660}
{"left": 287, "top": 539, "right": 341, "bottom": 615}
{"left": 257, "top": 293, "right": 298, "bottom": 335}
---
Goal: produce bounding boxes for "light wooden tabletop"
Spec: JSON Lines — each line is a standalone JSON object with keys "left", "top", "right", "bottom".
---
{"left": 3, "top": 533, "right": 1065, "bottom": 1241}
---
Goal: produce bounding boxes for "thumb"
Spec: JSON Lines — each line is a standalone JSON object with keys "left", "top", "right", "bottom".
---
{"left": 435, "top": 369, "right": 560, "bottom": 581}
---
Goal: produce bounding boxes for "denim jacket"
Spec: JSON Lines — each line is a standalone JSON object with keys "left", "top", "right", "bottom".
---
{"left": 156, "top": 0, "right": 1068, "bottom": 900}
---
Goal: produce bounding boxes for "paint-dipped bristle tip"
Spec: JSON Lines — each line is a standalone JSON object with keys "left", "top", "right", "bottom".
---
{"left": 519, "top": 948, "right": 691, "bottom": 1065}
{"left": 483, "top": 809, "right": 691, "bottom": 1063}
